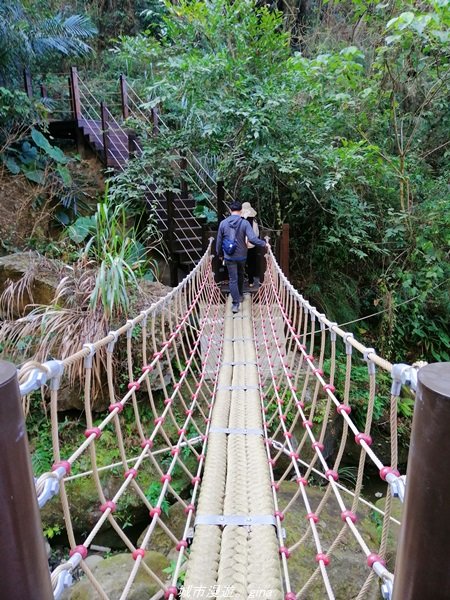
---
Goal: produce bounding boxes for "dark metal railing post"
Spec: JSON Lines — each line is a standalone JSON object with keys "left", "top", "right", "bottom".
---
{"left": 39, "top": 82, "right": 47, "bottom": 100}
{"left": 216, "top": 180, "right": 226, "bottom": 222}
{"left": 69, "top": 66, "right": 81, "bottom": 121}
{"left": 119, "top": 74, "right": 129, "bottom": 120}
{"left": 152, "top": 106, "right": 160, "bottom": 135}
{"left": 23, "top": 68, "right": 33, "bottom": 99}
{"left": 0, "top": 361, "right": 53, "bottom": 599}
{"left": 166, "top": 191, "right": 178, "bottom": 287}
{"left": 180, "top": 154, "right": 188, "bottom": 198}
{"left": 100, "top": 101, "right": 110, "bottom": 167}
{"left": 392, "top": 362, "right": 450, "bottom": 600}
{"left": 279, "top": 223, "right": 290, "bottom": 279}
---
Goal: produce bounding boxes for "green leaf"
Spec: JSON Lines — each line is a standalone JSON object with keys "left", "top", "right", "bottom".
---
{"left": 56, "top": 165, "right": 72, "bottom": 186}
{"left": 23, "top": 168, "right": 45, "bottom": 184}
{"left": 31, "top": 128, "right": 68, "bottom": 163}
{"left": 4, "top": 157, "right": 21, "bottom": 175}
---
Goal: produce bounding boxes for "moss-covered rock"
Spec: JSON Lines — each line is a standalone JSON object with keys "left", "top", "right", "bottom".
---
{"left": 137, "top": 501, "right": 187, "bottom": 555}
{"left": 278, "top": 481, "right": 396, "bottom": 599}
{"left": 62, "top": 550, "right": 170, "bottom": 599}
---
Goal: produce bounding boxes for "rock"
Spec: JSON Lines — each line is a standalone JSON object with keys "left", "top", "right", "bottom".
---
{"left": 0, "top": 252, "right": 60, "bottom": 315}
{"left": 84, "top": 555, "right": 104, "bottom": 571}
{"left": 41, "top": 467, "right": 156, "bottom": 544}
{"left": 278, "top": 481, "right": 393, "bottom": 599}
{"left": 137, "top": 501, "right": 187, "bottom": 555}
{"left": 62, "top": 550, "right": 170, "bottom": 599}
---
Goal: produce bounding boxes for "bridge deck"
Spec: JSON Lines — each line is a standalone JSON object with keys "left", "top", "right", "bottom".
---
{"left": 183, "top": 296, "right": 283, "bottom": 599}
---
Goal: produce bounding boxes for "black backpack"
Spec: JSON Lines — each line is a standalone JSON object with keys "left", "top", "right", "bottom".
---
{"left": 222, "top": 219, "right": 243, "bottom": 256}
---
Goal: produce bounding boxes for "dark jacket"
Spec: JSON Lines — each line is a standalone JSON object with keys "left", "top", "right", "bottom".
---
{"left": 216, "top": 214, "right": 266, "bottom": 261}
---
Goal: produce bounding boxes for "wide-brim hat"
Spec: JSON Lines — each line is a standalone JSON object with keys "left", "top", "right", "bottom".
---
{"left": 241, "top": 202, "right": 257, "bottom": 218}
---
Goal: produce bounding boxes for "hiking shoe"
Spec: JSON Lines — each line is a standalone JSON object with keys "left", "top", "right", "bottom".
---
{"left": 232, "top": 303, "right": 239, "bottom": 314}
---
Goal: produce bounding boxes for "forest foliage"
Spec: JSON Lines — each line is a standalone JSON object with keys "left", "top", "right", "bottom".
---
{"left": 0, "top": 0, "right": 449, "bottom": 362}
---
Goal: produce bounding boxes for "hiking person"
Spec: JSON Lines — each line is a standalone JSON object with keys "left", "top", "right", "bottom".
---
{"left": 241, "top": 201, "right": 260, "bottom": 287}
{"left": 216, "top": 201, "right": 266, "bottom": 313}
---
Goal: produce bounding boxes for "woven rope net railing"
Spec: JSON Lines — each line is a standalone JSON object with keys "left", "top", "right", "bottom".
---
{"left": 17, "top": 243, "right": 412, "bottom": 600}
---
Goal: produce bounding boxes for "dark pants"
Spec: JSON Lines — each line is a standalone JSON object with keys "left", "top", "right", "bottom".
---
{"left": 246, "top": 247, "right": 258, "bottom": 284}
{"left": 225, "top": 260, "right": 245, "bottom": 305}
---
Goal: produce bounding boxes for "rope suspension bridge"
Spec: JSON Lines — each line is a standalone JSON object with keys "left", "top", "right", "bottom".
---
{"left": 3, "top": 242, "right": 447, "bottom": 600}
{"left": 2, "top": 68, "right": 449, "bottom": 600}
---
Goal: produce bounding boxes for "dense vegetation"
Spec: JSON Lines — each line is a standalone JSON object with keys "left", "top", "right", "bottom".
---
{"left": 0, "top": 0, "right": 449, "bottom": 363}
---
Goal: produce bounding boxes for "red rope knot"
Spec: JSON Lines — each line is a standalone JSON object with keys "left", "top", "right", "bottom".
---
{"left": 274, "top": 510, "right": 284, "bottom": 522}
{"left": 201, "top": 434, "right": 208, "bottom": 442}
{"left": 161, "top": 474, "right": 172, "bottom": 483}
{"left": 196, "top": 454, "right": 205, "bottom": 462}
{"left": 84, "top": 427, "right": 102, "bottom": 439}
{"left": 285, "top": 593, "right": 297, "bottom": 600}
{"left": 277, "top": 399, "right": 284, "bottom": 406}
{"left": 280, "top": 414, "right": 287, "bottom": 422}
{"left": 171, "top": 447, "right": 180, "bottom": 456}
{"left": 204, "top": 417, "right": 211, "bottom": 424}
{"left": 263, "top": 406, "right": 269, "bottom": 414}
{"left": 69, "top": 545, "right": 88, "bottom": 560}
{"left": 355, "top": 433, "right": 373, "bottom": 446}
{"left": 108, "top": 402, "right": 123, "bottom": 414}
{"left": 306, "top": 512, "right": 319, "bottom": 523}
{"left": 191, "top": 392, "right": 199, "bottom": 401}
{"left": 52, "top": 460, "right": 71, "bottom": 476}
{"left": 132, "top": 549, "right": 145, "bottom": 560}
{"left": 296, "top": 476, "right": 308, "bottom": 486}
{"left": 289, "top": 451, "right": 299, "bottom": 460}
{"left": 268, "top": 458, "right": 277, "bottom": 466}
{"left": 142, "top": 364, "right": 153, "bottom": 373}
{"left": 379, "top": 466, "right": 400, "bottom": 481}
{"left": 279, "top": 546, "right": 290, "bottom": 559}
{"left": 305, "top": 354, "right": 315, "bottom": 361}
{"left": 174, "top": 382, "right": 182, "bottom": 390}
{"left": 191, "top": 476, "right": 201, "bottom": 485}
{"left": 325, "top": 469, "right": 339, "bottom": 481}
{"left": 291, "top": 386, "right": 297, "bottom": 392}
{"left": 164, "top": 398, "right": 172, "bottom": 405}
{"left": 271, "top": 482, "right": 280, "bottom": 491}
{"left": 124, "top": 468, "right": 137, "bottom": 479}
{"left": 315, "top": 553, "right": 330, "bottom": 566}
{"left": 141, "top": 439, "right": 153, "bottom": 449}
{"left": 323, "top": 383, "right": 335, "bottom": 393}
{"left": 180, "top": 371, "right": 186, "bottom": 376}
{"left": 313, "top": 368, "right": 324, "bottom": 376}
{"left": 178, "top": 428, "right": 186, "bottom": 437}
{"left": 367, "top": 553, "right": 386, "bottom": 568}
{"left": 295, "top": 400, "right": 305, "bottom": 409}
{"left": 341, "top": 510, "right": 357, "bottom": 523}
{"left": 302, "top": 420, "right": 313, "bottom": 429}
{"left": 312, "top": 441, "right": 324, "bottom": 452}
{"left": 184, "top": 504, "right": 195, "bottom": 515}
{"left": 128, "top": 381, "right": 140, "bottom": 391}
{"left": 298, "top": 343, "right": 306, "bottom": 351}
{"left": 176, "top": 540, "right": 188, "bottom": 551}
{"left": 100, "top": 500, "right": 116, "bottom": 513}
{"left": 337, "top": 403, "right": 351, "bottom": 415}
{"left": 207, "top": 402, "right": 213, "bottom": 410}
{"left": 154, "top": 417, "right": 165, "bottom": 425}
{"left": 150, "top": 507, "right": 162, "bottom": 518}
{"left": 153, "top": 351, "right": 162, "bottom": 360}
{"left": 284, "top": 431, "right": 293, "bottom": 439}
{"left": 165, "top": 587, "right": 179, "bottom": 599}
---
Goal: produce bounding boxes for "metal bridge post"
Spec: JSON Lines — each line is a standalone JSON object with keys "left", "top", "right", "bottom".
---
{"left": 100, "top": 101, "right": 110, "bottom": 167}
{"left": 69, "top": 66, "right": 81, "bottom": 121}
{"left": 23, "top": 68, "right": 33, "bottom": 99}
{"left": 0, "top": 361, "right": 53, "bottom": 599}
{"left": 216, "top": 180, "right": 226, "bottom": 222}
{"left": 392, "top": 362, "right": 450, "bottom": 600}
{"left": 119, "top": 74, "right": 129, "bottom": 120}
